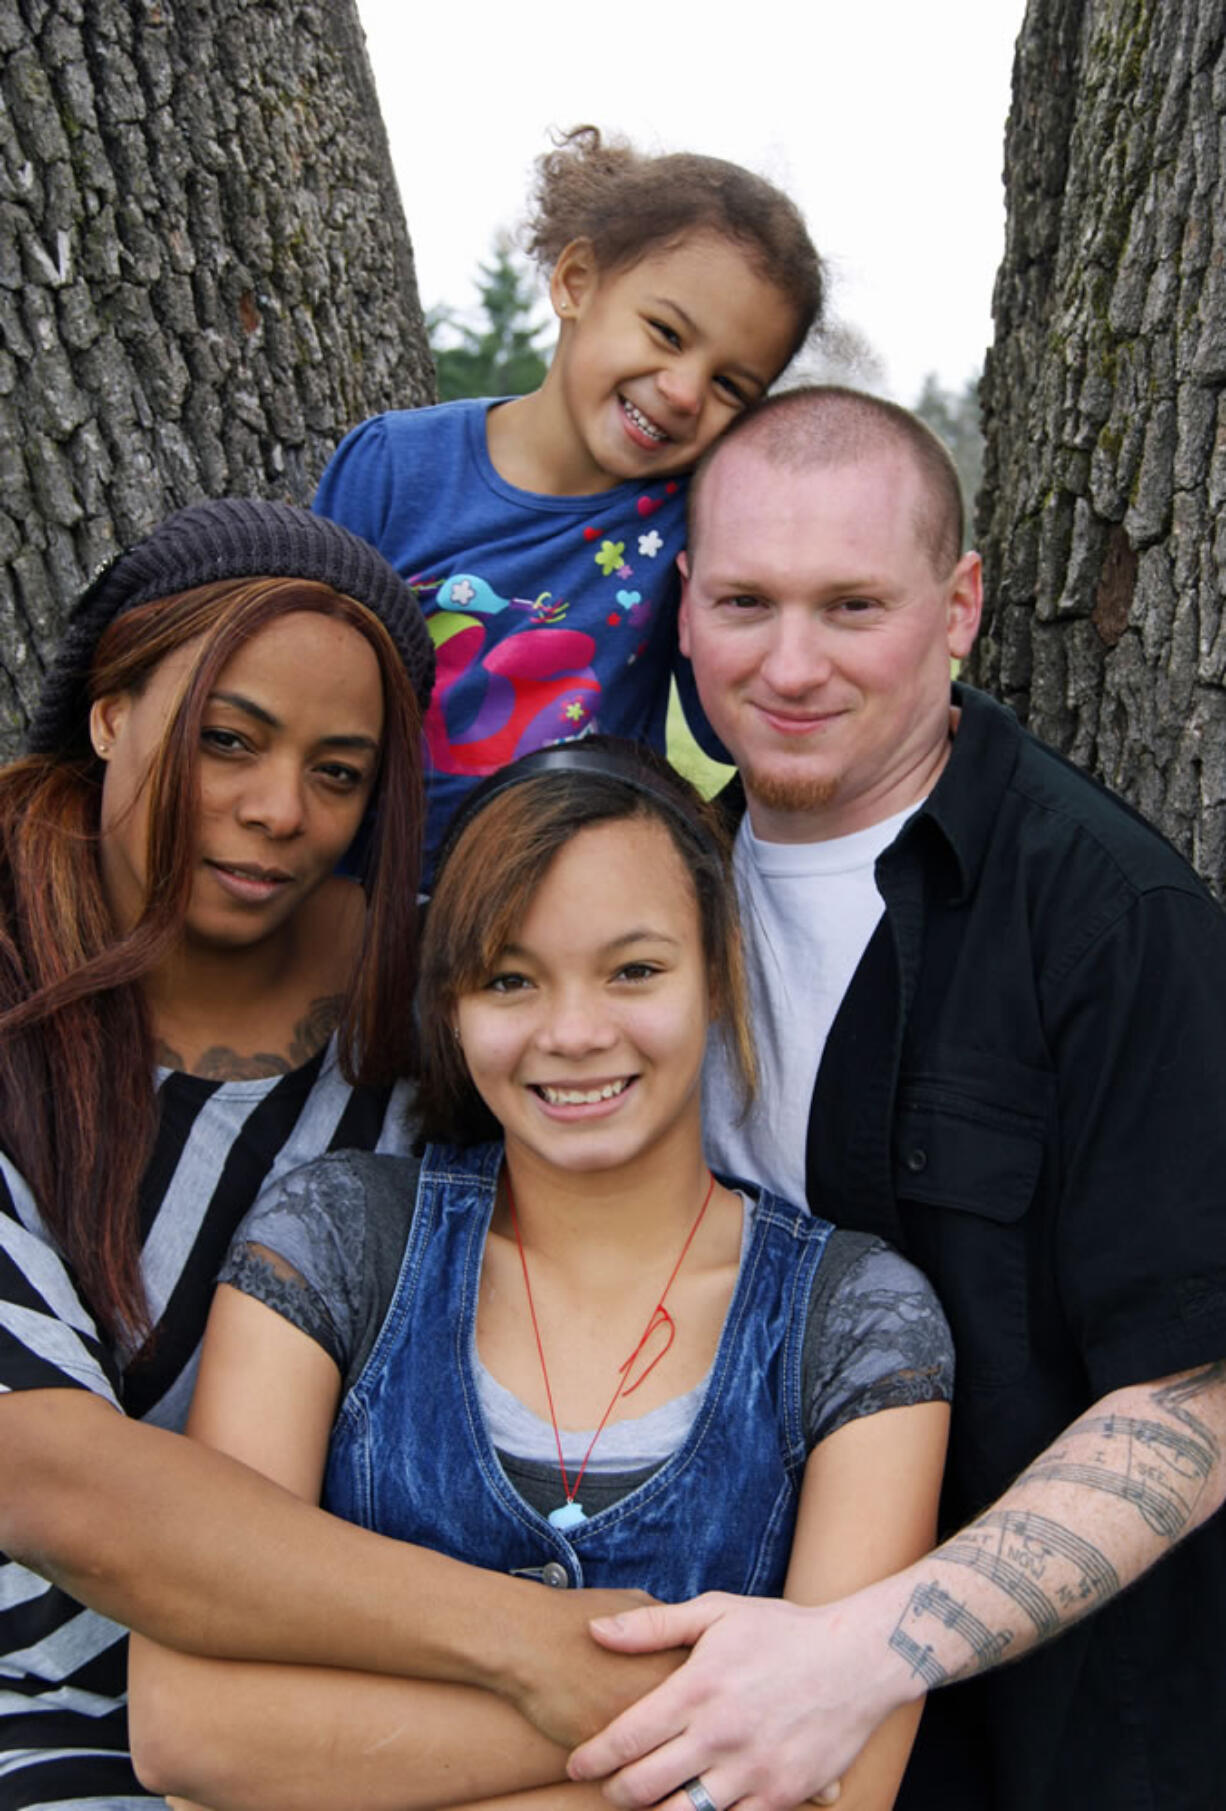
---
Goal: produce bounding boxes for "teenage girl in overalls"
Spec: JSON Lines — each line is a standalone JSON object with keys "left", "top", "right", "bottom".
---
{"left": 133, "top": 742, "right": 953, "bottom": 1811}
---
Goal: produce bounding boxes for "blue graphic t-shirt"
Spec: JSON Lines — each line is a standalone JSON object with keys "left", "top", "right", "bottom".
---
{"left": 314, "top": 401, "right": 717, "bottom": 873}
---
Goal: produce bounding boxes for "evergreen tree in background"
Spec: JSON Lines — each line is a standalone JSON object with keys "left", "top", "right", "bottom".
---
{"left": 914, "top": 372, "right": 984, "bottom": 543}
{"left": 429, "top": 237, "right": 552, "bottom": 401}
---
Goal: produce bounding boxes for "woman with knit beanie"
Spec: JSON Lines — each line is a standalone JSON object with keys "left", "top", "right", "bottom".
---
{"left": 0, "top": 502, "right": 647, "bottom": 1809}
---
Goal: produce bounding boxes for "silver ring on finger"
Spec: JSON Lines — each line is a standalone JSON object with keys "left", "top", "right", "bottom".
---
{"left": 683, "top": 1779, "right": 719, "bottom": 1811}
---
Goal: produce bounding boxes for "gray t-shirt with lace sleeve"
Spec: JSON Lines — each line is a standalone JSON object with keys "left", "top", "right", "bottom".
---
{"left": 219, "top": 1150, "right": 953, "bottom": 1516}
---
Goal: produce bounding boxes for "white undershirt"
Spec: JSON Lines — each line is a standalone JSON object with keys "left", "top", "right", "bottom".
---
{"left": 703, "top": 802, "right": 920, "bottom": 1206}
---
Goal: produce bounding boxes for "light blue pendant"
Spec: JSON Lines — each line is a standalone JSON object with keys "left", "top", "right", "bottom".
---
{"left": 548, "top": 1500, "right": 587, "bottom": 1530}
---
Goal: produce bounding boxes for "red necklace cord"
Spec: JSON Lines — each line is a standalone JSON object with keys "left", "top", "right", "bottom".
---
{"left": 506, "top": 1170, "right": 717, "bottom": 1510}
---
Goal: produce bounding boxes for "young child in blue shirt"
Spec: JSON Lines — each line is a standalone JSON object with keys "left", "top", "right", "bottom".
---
{"left": 314, "top": 127, "right": 823, "bottom": 873}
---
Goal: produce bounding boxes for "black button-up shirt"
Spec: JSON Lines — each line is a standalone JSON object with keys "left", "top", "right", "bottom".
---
{"left": 797, "top": 685, "right": 1226, "bottom": 1808}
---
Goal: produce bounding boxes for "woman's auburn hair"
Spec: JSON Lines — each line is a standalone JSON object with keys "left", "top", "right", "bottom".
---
{"left": 416, "top": 758, "right": 756, "bottom": 1147}
{"left": 0, "top": 577, "right": 424, "bottom": 1347}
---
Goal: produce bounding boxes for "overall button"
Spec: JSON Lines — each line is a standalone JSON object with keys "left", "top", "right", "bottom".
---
{"left": 905, "top": 1148, "right": 928, "bottom": 1173}
{"left": 541, "top": 1561, "right": 570, "bottom": 1589}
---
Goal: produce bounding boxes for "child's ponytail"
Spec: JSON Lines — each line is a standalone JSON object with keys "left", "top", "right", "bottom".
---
{"left": 524, "top": 125, "right": 824, "bottom": 367}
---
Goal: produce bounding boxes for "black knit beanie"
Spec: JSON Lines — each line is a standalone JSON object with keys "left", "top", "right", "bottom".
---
{"left": 26, "top": 498, "right": 436, "bottom": 757}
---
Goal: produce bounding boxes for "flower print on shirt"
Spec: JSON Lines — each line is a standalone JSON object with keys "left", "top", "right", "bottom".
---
{"left": 594, "top": 540, "right": 625, "bottom": 576}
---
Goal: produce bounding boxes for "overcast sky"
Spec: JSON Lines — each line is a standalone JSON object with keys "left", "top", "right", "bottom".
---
{"left": 354, "top": 1, "right": 1027, "bottom": 405}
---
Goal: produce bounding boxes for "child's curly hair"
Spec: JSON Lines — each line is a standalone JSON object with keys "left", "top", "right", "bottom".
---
{"left": 524, "top": 126, "right": 823, "bottom": 368}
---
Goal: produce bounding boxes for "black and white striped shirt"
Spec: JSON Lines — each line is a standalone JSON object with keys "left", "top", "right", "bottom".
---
{"left": 0, "top": 1040, "right": 415, "bottom": 1811}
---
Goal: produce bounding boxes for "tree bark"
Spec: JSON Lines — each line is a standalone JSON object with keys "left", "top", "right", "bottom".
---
{"left": 0, "top": 0, "right": 434, "bottom": 751}
{"left": 971, "top": 0, "right": 1226, "bottom": 891}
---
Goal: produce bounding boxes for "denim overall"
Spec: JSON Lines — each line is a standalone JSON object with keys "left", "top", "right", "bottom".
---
{"left": 324, "top": 1142, "right": 834, "bottom": 1597}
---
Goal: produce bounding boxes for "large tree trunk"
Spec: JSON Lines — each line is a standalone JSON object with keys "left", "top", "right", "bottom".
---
{"left": 0, "top": 0, "right": 434, "bottom": 751}
{"left": 971, "top": 0, "right": 1226, "bottom": 891}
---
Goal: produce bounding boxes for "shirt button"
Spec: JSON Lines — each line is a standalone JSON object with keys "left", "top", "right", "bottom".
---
{"left": 541, "top": 1561, "right": 570, "bottom": 1589}
{"left": 906, "top": 1148, "right": 928, "bottom": 1173}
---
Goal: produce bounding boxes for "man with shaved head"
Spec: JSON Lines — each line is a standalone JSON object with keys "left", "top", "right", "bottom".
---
{"left": 570, "top": 387, "right": 1226, "bottom": 1811}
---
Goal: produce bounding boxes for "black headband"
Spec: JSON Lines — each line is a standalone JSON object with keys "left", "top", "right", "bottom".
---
{"left": 433, "top": 741, "right": 723, "bottom": 880}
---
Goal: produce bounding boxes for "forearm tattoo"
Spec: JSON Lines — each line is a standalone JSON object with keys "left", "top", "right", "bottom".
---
{"left": 1024, "top": 1362, "right": 1222, "bottom": 1538}
{"left": 1024, "top": 1413, "right": 1213, "bottom": 1537}
{"left": 889, "top": 1578, "right": 1013, "bottom": 1686}
{"left": 887, "top": 1363, "right": 1226, "bottom": 1688}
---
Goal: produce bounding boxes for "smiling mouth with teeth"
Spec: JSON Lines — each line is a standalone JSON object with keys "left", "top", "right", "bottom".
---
{"left": 621, "top": 398, "right": 668, "bottom": 442}
{"left": 535, "top": 1079, "right": 632, "bottom": 1106}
